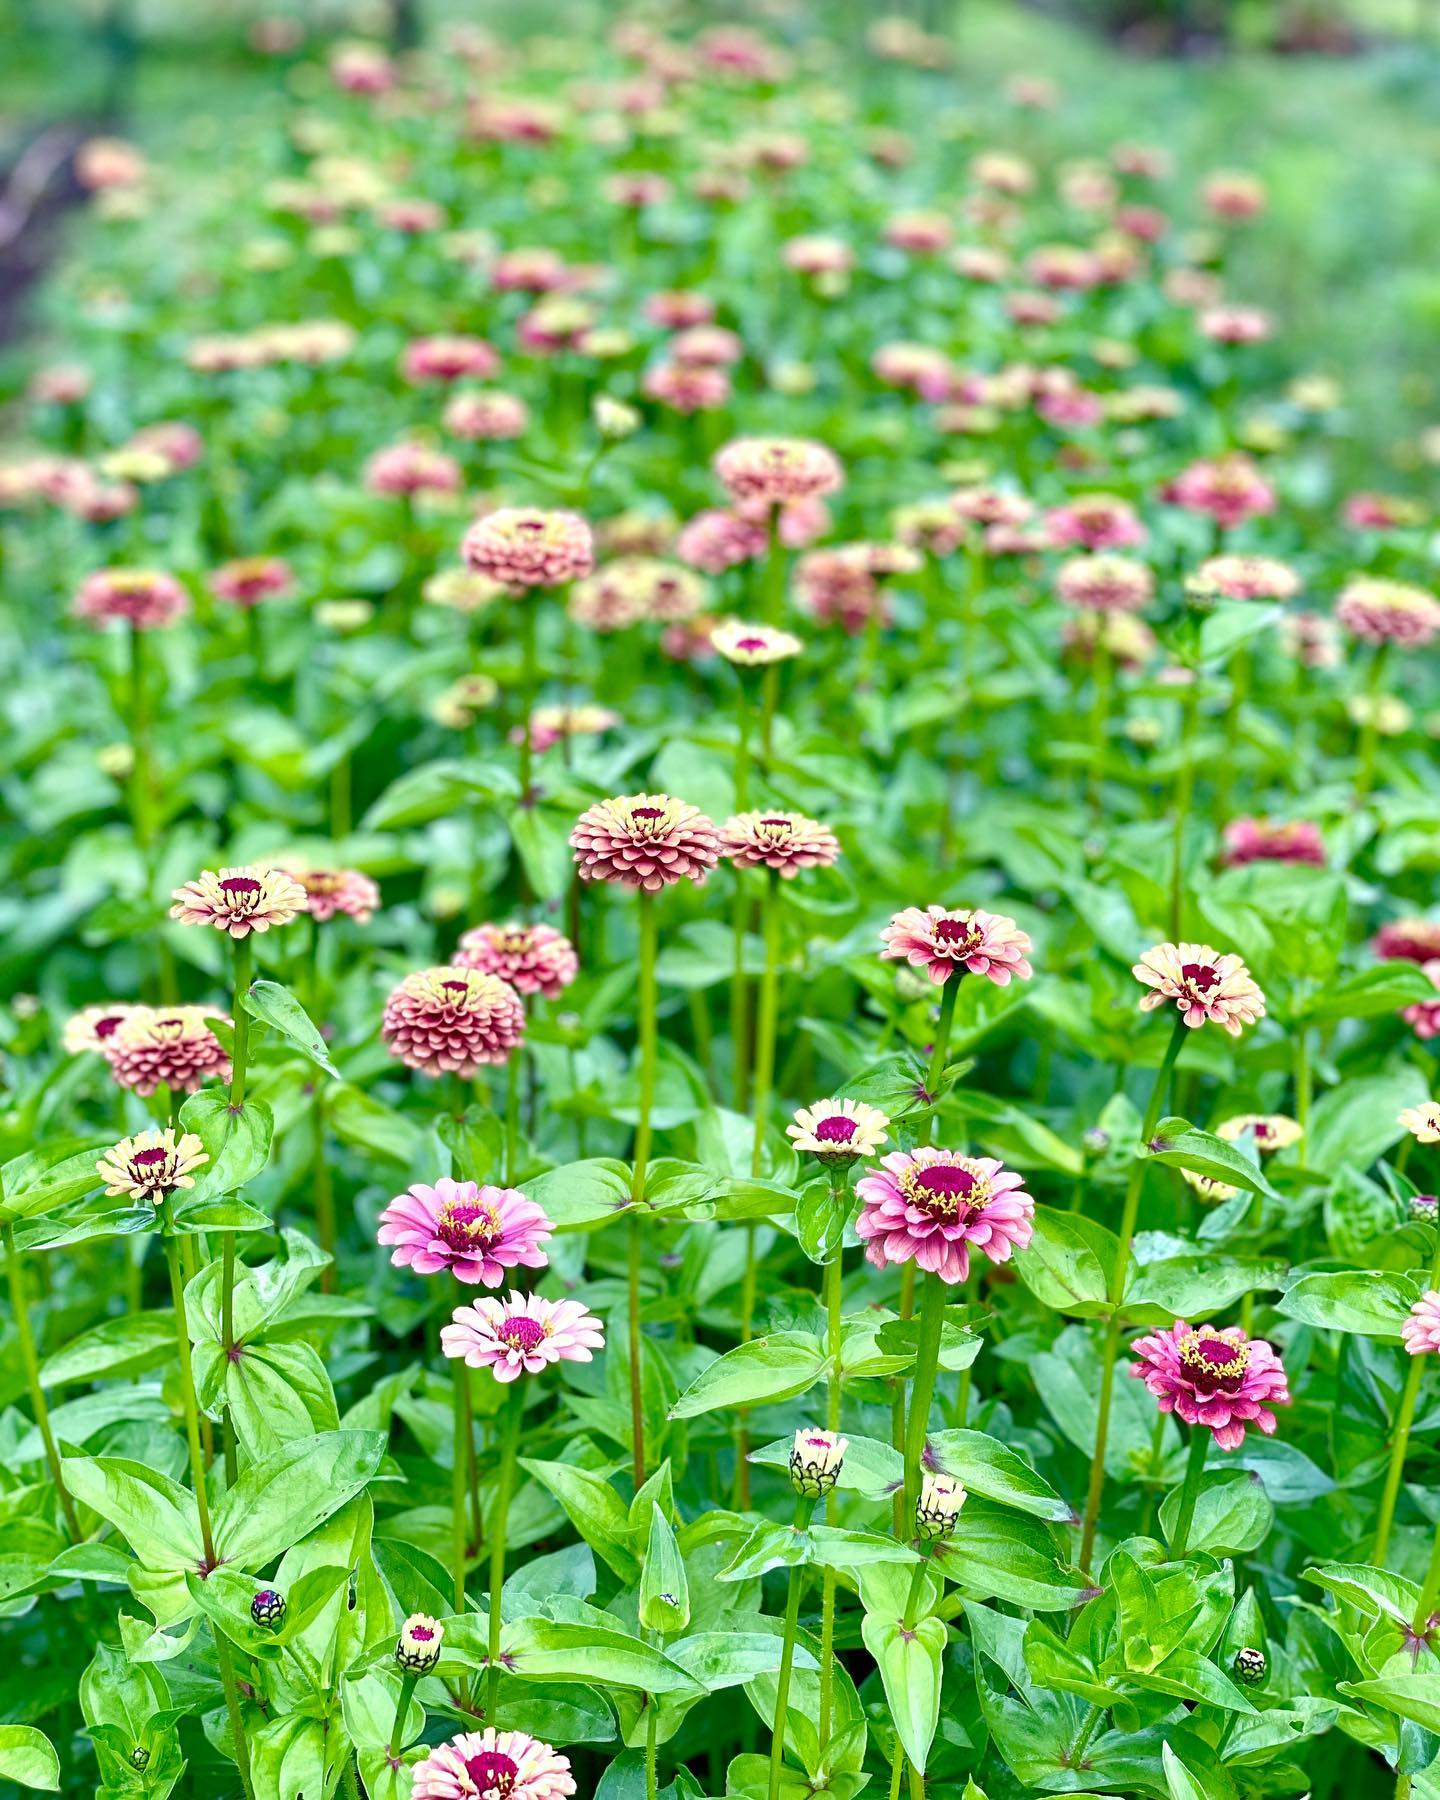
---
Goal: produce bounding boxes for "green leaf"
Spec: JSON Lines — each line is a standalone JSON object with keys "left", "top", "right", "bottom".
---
{"left": 40, "top": 1312, "right": 173, "bottom": 1388}
{"left": 860, "top": 1612, "right": 945, "bottom": 1772}
{"left": 668, "top": 1334, "right": 827, "bottom": 1419}
{"left": 1146, "top": 1119, "right": 1276, "bottom": 1198}
{"left": 61, "top": 1457, "right": 201, "bottom": 1570}
{"left": 1299, "top": 963, "right": 1440, "bottom": 1023}
{"left": 327, "top": 1083, "right": 424, "bottom": 1165}
{"left": 0, "top": 1141, "right": 107, "bottom": 1222}
{"left": 523, "top": 1160, "right": 632, "bottom": 1230}
{"left": 503, "top": 1619, "right": 702, "bottom": 1694}
{"left": 1340, "top": 1673, "right": 1440, "bottom": 1733}
{"left": 1013, "top": 1208, "right": 1118, "bottom": 1316}
{"left": 924, "top": 1430, "right": 1074, "bottom": 1524}
{"left": 0, "top": 1726, "right": 60, "bottom": 1791}
{"left": 241, "top": 979, "right": 339, "bottom": 1077}
{"left": 1308, "top": 1071, "right": 1428, "bottom": 1176}
{"left": 519, "top": 1460, "right": 640, "bottom": 1582}
{"left": 1158, "top": 1470, "right": 1273, "bottom": 1557}
{"left": 211, "top": 1430, "right": 385, "bottom": 1566}
{"left": 175, "top": 1091, "right": 274, "bottom": 1212}
{"left": 1276, "top": 1270, "right": 1419, "bottom": 1337}
{"left": 1161, "top": 1741, "right": 1209, "bottom": 1800}
{"left": 1124, "top": 1254, "right": 1286, "bottom": 1325}
{"left": 639, "top": 1503, "right": 689, "bottom": 1635}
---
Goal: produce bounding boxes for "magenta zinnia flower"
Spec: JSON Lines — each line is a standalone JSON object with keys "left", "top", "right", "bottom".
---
{"left": 1129, "top": 1321, "right": 1290, "bottom": 1450}
{"left": 855, "top": 1146, "right": 1034, "bottom": 1285}
{"left": 453, "top": 923, "right": 578, "bottom": 999}
{"left": 570, "top": 793, "right": 721, "bottom": 890}
{"left": 1403, "top": 1292, "right": 1440, "bottom": 1356}
{"left": 378, "top": 1178, "right": 553, "bottom": 1285}
{"left": 1132, "top": 941, "right": 1266, "bottom": 1035}
{"left": 441, "top": 1291, "right": 605, "bottom": 1382}
{"left": 1375, "top": 919, "right": 1440, "bottom": 964}
{"left": 880, "top": 905, "right": 1033, "bottom": 987}
{"left": 209, "top": 556, "right": 293, "bottom": 608}
{"left": 463, "top": 507, "right": 594, "bottom": 589}
{"left": 721, "top": 811, "right": 840, "bottom": 877}
{"left": 410, "top": 1729, "right": 576, "bottom": 1800}
{"left": 381, "top": 968, "right": 525, "bottom": 1077}
{"left": 73, "top": 568, "right": 189, "bottom": 631}
{"left": 170, "top": 865, "right": 308, "bottom": 938}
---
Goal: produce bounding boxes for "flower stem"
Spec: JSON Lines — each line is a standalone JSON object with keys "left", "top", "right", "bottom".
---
{"left": 767, "top": 1497, "right": 816, "bottom": 1800}
{"left": 1168, "top": 1425, "right": 1211, "bottom": 1558}
{"left": 221, "top": 931, "right": 254, "bottom": 1488}
{"left": 1078, "top": 1014, "right": 1188, "bottom": 1572}
{"left": 312, "top": 1088, "right": 335, "bottom": 1291}
{"left": 1169, "top": 673, "right": 1200, "bottom": 941}
{"left": 922, "top": 979, "right": 960, "bottom": 1123}
{"left": 504, "top": 1052, "right": 521, "bottom": 1186}
{"left": 1354, "top": 640, "right": 1392, "bottom": 807}
{"left": 1086, "top": 639, "right": 1111, "bottom": 818}
{"left": 731, "top": 673, "right": 754, "bottom": 1110}
{"left": 518, "top": 598, "right": 538, "bottom": 802}
{"left": 128, "top": 621, "right": 153, "bottom": 858}
{"left": 763, "top": 505, "right": 785, "bottom": 625}
{"left": 1412, "top": 1514, "right": 1440, "bottom": 1638}
{"left": 904, "top": 1273, "right": 947, "bottom": 1529}
{"left": 2, "top": 1220, "right": 79, "bottom": 1539}
{"left": 759, "top": 663, "right": 779, "bottom": 765}
{"left": 750, "top": 870, "right": 782, "bottom": 1178}
{"left": 388, "top": 1671, "right": 418, "bottom": 1758}
{"left": 451, "top": 1364, "right": 469, "bottom": 1613}
{"left": 645, "top": 1698, "right": 659, "bottom": 1800}
{"left": 485, "top": 1389, "right": 523, "bottom": 1719}
{"left": 628, "top": 887, "right": 658, "bottom": 1491}
{"left": 1375, "top": 1237, "right": 1440, "bottom": 1565}
{"left": 818, "top": 1193, "right": 845, "bottom": 1755}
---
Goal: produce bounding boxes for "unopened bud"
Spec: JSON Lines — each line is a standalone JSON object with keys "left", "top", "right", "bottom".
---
{"left": 1233, "top": 1646, "right": 1267, "bottom": 1686}
{"left": 916, "top": 1472, "right": 966, "bottom": 1542}
{"left": 250, "top": 1588, "right": 286, "bottom": 1629}
{"left": 397, "top": 1612, "right": 444, "bottom": 1674}
{"left": 789, "top": 1428, "right": 847, "bottom": 1498}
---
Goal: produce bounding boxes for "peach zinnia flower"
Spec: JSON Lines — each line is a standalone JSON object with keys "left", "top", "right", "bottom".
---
{"left": 381, "top": 968, "right": 525, "bottom": 1077}
{"left": 286, "top": 866, "right": 380, "bottom": 924}
{"left": 411, "top": 1730, "right": 576, "bottom": 1800}
{"left": 401, "top": 335, "right": 499, "bottom": 384}
{"left": 453, "top": 923, "right": 578, "bottom": 998}
{"left": 443, "top": 389, "right": 529, "bottom": 442}
{"left": 1189, "top": 555, "right": 1300, "bottom": 603}
{"left": 209, "top": 556, "right": 293, "bottom": 608}
{"left": 1130, "top": 1321, "right": 1289, "bottom": 1449}
{"left": 1336, "top": 578, "right": 1440, "bottom": 649}
{"left": 1132, "top": 941, "right": 1266, "bottom": 1035}
{"left": 73, "top": 568, "right": 189, "bottom": 631}
{"left": 1056, "top": 554, "right": 1153, "bottom": 615}
{"left": 788, "top": 1098, "right": 889, "bottom": 1164}
{"left": 1375, "top": 920, "right": 1440, "bottom": 964}
{"left": 855, "top": 1146, "right": 1034, "bottom": 1284}
{"left": 712, "top": 436, "right": 843, "bottom": 506}
{"left": 97, "top": 1129, "right": 208, "bottom": 1205}
{"left": 106, "top": 1007, "right": 232, "bottom": 1095}
{"left": 711, "top": 620, "right": 803, "bottom": 666}
{"left": 441, "top": 1291, "right": 605, "bottom": 1382}
{"left": 570, "top": 793, "right": 721, "bottom": 891}
{"left": 365, "top": 442, "right": 462, "bottom": 497}
{"left": 170, "top": 865, "right": 307, "bottom": 938}
{"left": 1399, "top": 1102, "right": 1440, "bottom": 1144}
{"left": 880, "top": 905, "right": 1033, "bottom": 988}
{"left": 721, "top": 811, "right": 840, "bottom": 877}
{"left": 463, "top": 508, "right": 594, "bottom": 589}
{"left": 1220, "top": 818, "right": 1325, "bottom": 869}
{"left": 378, "top": 1178, "right": 553, "bottom": 1285}
{"left": 63, "top": 1003, "right": 136, "bottom": 1055}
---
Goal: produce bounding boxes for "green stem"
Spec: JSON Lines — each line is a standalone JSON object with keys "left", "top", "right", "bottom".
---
{"left": 904, "top": 1274, "right": 947, "bottom": 1530}
{"left": 1169, "top": 674, "right": 1200, "bottom": 941}
{"left": 486, "top": 1390, "right": 523, "bottom": 1719}
{"left": 312, "top": 1089, "right": 335, "bottom": 1291}
{"left": 628, "top": 888, "right": 659, "bottom": 1491}
{"left": 3, "top": 1220, "right": 80, "bottom": 1538}
{"left": 388, "top": 1671, "right": 418, "bottom": 1758}
{"left": 763, "top": 505, "right": 785, "bottom": 625}
{"left": 645, "top": 1698, "right": 659, "bottom": 1800}
{"left": 221, "top": 932, "right": 254, "bottom": 1485}
{"left": 1078, "top": 1014, "right": 1188, "bottom": 1572}
{"left": 518, "top": 597, "right": 538, "bottom": 801}
{"left": 128, "top": 621, "right": 153, "bottom": 856}
{"left": 1168, "top": 1426, "right": 1211, "bottom": 1558}
{"left": 1375, "top": 1235, "right": 1440, "bottom": 1565}
{"left": 504, "top": 1052, "right": 521, "bottom": 1186}
{"left": 759, "top": 663, "right": 779, "bottom": 764}
{"left": 1411, "top": 1514, "right": 1440, "bottom": 1637}
{"left": 731, "top": 677, "right": 753, "bottom": 1111}
{"left": 452, "top": 1365, "right": 469, "bottom": 1613}
{"left": 922, "top": 978, "right": 961, "bottom": 1126}
{"left": 767, "top": 1498, "right": 816, "bottom": 1800}
{"left": 1294, "top": 1026, "right": 1312, "bottom": 1136}
{"left": 751, "top": 871, "right": 782, "bottom": 1178}
{"left": 818, "top": 1192, "right": 845, "bottom": 1755}
{"left": 1071, "top": 1704, "right": 1103, "bottom": 1767}
{"left": 1087, "top": 639, "right": 1111, "bottom": 818}
{"left": 1354, "top": 640, "right": 1392, "bottom": 807}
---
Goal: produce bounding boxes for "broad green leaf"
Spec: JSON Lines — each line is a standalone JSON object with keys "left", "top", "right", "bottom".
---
{"left": 1146, "top": 1120, "right": 1275, "bottom": 1199}
{"left": 0, "top": 1726, "right": 60, "bottom": 1791}
{"left": 40, "top": 1313, "right": 173, "bottom": 1388}
{"left": 242, "top": 979, "right": 339, "bottom": 1077}
{"left": 176, "top": 1091, "right": 274, "bottom": 1211}
{"left": 639, "top": 1502, "right": 689, "bottom": 1635}
{"left": 668, "top": 1333, "right": 827, "bottom": 1419}
{"left": 1299, "top": 963, "right": 1440, "bottom": 1023}
{"left": 1276, "top": 1270, "right": 1419, "bottom": 1337}
{"left": 860, "top": 1613, "right": 945, "bottom": 1772}
{"left": 520, "top": 1460, "right": 640, "bottom": 1582}
{"left": 61, "top": 1457, "right": 202, "bottom": 1570}
{"left": 211, "top": 1430, "right": 385, "bottom": 1565}
{"left": 1013, "top": 1208, "right": 1117, "bottom": 1316}
{"left": 925, "top": 1430, "right": 1074, "bottom": 1524}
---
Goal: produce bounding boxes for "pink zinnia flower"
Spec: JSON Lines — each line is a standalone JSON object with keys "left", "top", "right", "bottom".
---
{"left": 382, "top": 968, "right": 525, "bottom": 1077}
{"left": 170, "top": 865, "right": 308, "bottom": 938}
{"left": 675, "top": 508, "right": 768, "bottom": 574}
{"left": 1129, "top": 1321, "right": 1289, "bottom": 1450}
{"left": 644, "top": 289, "right": 715, "bottom": 328}
{"left": 365, "top": 443, "right": 462, "bottom": 498}
{"left": 515, "top": 704, "right": 620, "bottom": 754}
{"left": 1045, "top": 493, "right": 1145, "bottom": 551}
{"left": 463, "top": 508, "right": 594, "bottom": 589}
{"left": 713, "top": 436, "right": 843, "bottom": 506}
{"left": 1132, "top": 941, "right": 1266, "bottom": 1036}
{"left": 402, "top": 335, "right": 499, "bottom": 385}
{"left": 1403, "top": 962, "right": 1440, "bottom": 1041}
{"left": 286, "top": 866, "right": 380, "bottom": 924}
{"left": 1189, "top": 554, "right": 1300, "bottom": 603}
{"left": 73, "top": 568, "right": 189, "bottom": 631}
{"left": 1202, "top": 170, "right": 1266, "bottom": 220}
{"left": 1375, "top": 919, "right": 1440, "bottom": 964}
{"left": 1199, "top": 304, "right": 1272, "bottom": 345}
{"left": 855, "top": 1147, "right": 1034, "bottom": 1285}
{"left": 1162, "top": 456, "right": 1275, "bottom": 531}
{"left": 444, "top": 390, "right": 529, "bottom": 442}
{"left": 880, "top": 905, "right": 1033, "bottom": 988}
{"left": 570, "top": 793, "right": 721, "bottom": 891}
{"left": 453, "top": 923, "right": 578, "bottom": 998}
{"left": 643, "top": 361, "right": 731, "bottom": 414}
{"left": 1220, "top": 818, "right": 1325, "bottom": 869}
{"left": 106, "top": 1007, "right": 232, "bottom": 1096}
{"left": 411, "top": 1730, "right": 576, "bottom": 1800}
{"left": 441, "top": 1291, "right": 605, "bottom": 1382}
{"left": 1403, "top": 1293, "right": 1440, "bottom": 1356}
{"left": 63, "top": 1003, "right": 135, "bottom": 1055}
{"left": 1056, "top": 554, "right": 1153, "bottom": 614}
{"left": 209, "top": 556, "right": 293, "bottom": 608}
{"left": 378, "top": 1178, "right": 553, "bottom": 1285}
{"left": 721, "top": 811, "right": 840, "bottom": 877}
{"left": 1336, "top": 578, "right": 1440, "bottom": 649}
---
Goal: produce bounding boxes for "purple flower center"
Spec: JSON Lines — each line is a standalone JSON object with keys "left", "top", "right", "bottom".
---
{"left": 95, "top": 1014, "right": 123, "bottom": 1039}
{"left": 631, "top": 805, "right": 664, "bottom": 821}
{"left": 219, "top": 877, "right": 262, "bottom": 898}
{"left": 466, "top": 1751, "right": 520, "bottom": 1796}
{"left": 437, "top": 1200, "right": 500, "bottom": 1253}
{"left": 815, "top": 1115, "right": 858, "bottom": 1143}
{"left": 931, "top": 917, "right": 979, "bottom": 949}
{"left": 1180, "top": 1331, "right": 1250, "bottom": 1393}
{"left": 1181, "top": 962, "right": 1220, "bottom": 992}
{"left": 441, "top": 979, "right": 469, "bottom": 996}
{"left": 737, "top": 635, "right": 766, "bottom": 651}
{"left": 131, "top": 1147, "right": 170, "bottom": 1169}
{"left": 759, "top": 816, "right": 792, "bottom": 830}
{"left": 901, "top": 1160, "right": 986, "bottom": 1219}
{"left": 500, "top": 1316, "right": 546, "bottom": 1354}
{"left": 408, "top": 1623, "right": 434, "bottom": 1641}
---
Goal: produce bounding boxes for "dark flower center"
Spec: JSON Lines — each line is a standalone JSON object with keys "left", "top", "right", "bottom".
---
{"left": 901, "top": 1161, "right": 986, "bottom": 1219}
{"left": 95, "top": 1014, "right": 123, "bottom": 1038}
{"left": 500, "top": 1316, "right": 546, "bottom": 1354}
{"left": 1180, "top": 1331, "right": 1250, "bottom": 1394}
{"left": 131, "top": 1147, "right": 170, "bottom": 1169}
{"left": 219, "top": 877, "right": 262, "bottom": 898}
{"left": 466, "top": 1751, "right": 520, "bottom": 1796}
{"left": 437, "top": 1200, "right": 499, "bottom": 1253}
{"left": 932, "top": 917, "right": 978, "bottom": 948}
{"left": 737, "top": 636, "right": 766, "bottom": 651}
{"left": 815, "top": 1115, "right": 857, "bottom": 1143}
{"left": 759, "top": 816, "right": 791, "bottom": 830}
{"left": 408, "top": 1623, "right": 434, "bottom": 1641}
{"left": 631, "top": 805, "right": 664, "bottom": 820}
{"left": 1181, "top": 962, "right": 1219, "bottom": 992}
{"left": 441, "top": 979, "right": 469, "bottom": 996}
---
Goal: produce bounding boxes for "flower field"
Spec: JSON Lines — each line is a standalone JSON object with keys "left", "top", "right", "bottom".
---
{"left": 5, "top": 7, "right": 1440, "bottom": 1798}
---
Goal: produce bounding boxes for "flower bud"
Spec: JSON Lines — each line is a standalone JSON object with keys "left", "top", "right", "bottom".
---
{"left": 915, "top": 1472, "right": 967, "bottom": 1542}
{"left": 789, "top": 1428, "right": 847, "bottom": 1498}
{"left": 593, "top": 395, "right": 640, "bottom": 440}
{"left": 250, "top": 1588, "right": 286, "bottom": 1629}
{"left": 397, "top": 1612, "right": 444, "bottom": 1674}
{"left": 1412, "top": 1194, "right": 1439, "bottom": 1225}
{"left": 130, "top": 1746, "right": 150, "bottom": 1771}
{"left": 1233, "top": 1646, "right": 1267, "bottom": 1686}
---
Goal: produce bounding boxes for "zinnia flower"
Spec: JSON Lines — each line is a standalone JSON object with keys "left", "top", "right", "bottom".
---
{"left": 516, "top": 705, "right": 620, "bottom": 753}
{"left": 1215, "top": 1114, "right": 1302, "bottom": 1154}
{"left": 1132, "top": 942, "right": 1266, "bottom": 1035}
{"left": 378, "top": 1179, "right": 553, "bottom": 1285}
{"left": 1129, "top": 1321, "right": 1290, "bottom": 1450}
{"left": 444, "top": 389, "right": 529, "bottom": 441}
{"left": 63, "top": 1003, "right": 135, "bottom": 1055}
{"left": 721, "top": 811, "right": 840, "bottom": 877}
{"left": 96, "top": 1129, "right": 208, "bottom": 1204}
{"left": 453, "top": 923, "right": 578, "bottom": 999}
{"left": 397, "top": 1614, "right": 444, "bottom": 1674}
{"left": 1189, "top": 555, "right": 1299, "bottom": 603}
{"left": 1375, "top": 920, "right": 1440, "bottom": 964}
{"left": 209, "top": 557, "right": 293, "bottom": 608}
{"left": 1056, "top": 554, "right": 1153, "bottom": 614}
{"left": 788, "top": 1098, "right": 889, "bottom": 1164}
{"left": 570, "top": 793, "right": 721, "bottom": 890}
{"left": 1403, "top": 962, "right": 1440, "bottom": 1040}
{"left": 73, "top": 568, "right": 189, "bottom": 631}
{"left": 855, "top": 1146, "right": 1034, "bottom": 1284}
{"left": 106, "top": 1007, "right": 231, "bottom": 1095}
{"left": 365, "top": 442, "right": 461, "bottom": 497}
{"left": 410, "top": 1729, "right": 576, "bottom": 1800}
{"left": 1403, "top": 1293, "right": 1440, "bottom": 1356}
{"left": 1046, "top": 493, "right": 1145, "bottom": 551}
{"left": 916, "top": 1472, "right": 966, "bottom": 1541}
{"left": 880, "top": 905, "right": 1033, "bottom": 988}
{"left": 441, "top": 1291, "right": 605, "bottom": 1382}
{"left": 170, "top": 865, "right": 308, "bottom": 938}
{"left": 712, "top": 436, "right": 843, "bottom": 506}
{"left": 402, "top": 335, "right": 499, "bottom": 384}
{"left": 789, "top": 1428, "right": 848, "bottom": 1497}
{"left": 463, "top": 508, "right": 594, "bottom": 589}
{"left": 1220, "top": 818, "right": 1325, "bottom": 869}
{"left": 286, "top": 866, "right": 380, "bottom": 924}
{"left": 710, "top": 620, "right": 803, "bottom": 666}
{"left": 1399, "top": 1102, "right": 1440, "bottom": 1144}
{"left": 381, "top": 968, "right": 525, "bottom": 1077}
{"left": 1336, "top": 578, "right": 1440, "bottom": 648}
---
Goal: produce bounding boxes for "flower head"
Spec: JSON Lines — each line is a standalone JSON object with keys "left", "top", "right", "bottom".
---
{"left": 445, "top": 389, "right": 529, "bottom": 441}
{"left": 397, "top": 1613, "right": 444, "bottom": 1674}
{"left": 365, "top": 442, "right": 461, "bottom": 497}
{"left": 1375, "top": 920, "right": 1440, "bottom": 964}
{"left": 73, "top": 568, "right": 189, "bottom": 631}
{"left": 1046, "top": 493, "right": 1145, "bottom": 551}
{"left": 1189, "top": 555, "right": 1299, "bottom": 603}
{"left": 1404, "top": 1293, "right": 1440, "bottom": 1356}
{"left": 209, "top": 556, "right": 293, "bottom": 608}
{"left": 1399, "top": 1102, "right": 1440, "bottom": 1145}
{"left": 721, "top": 811, "right": 840, "bottom": 878}
{"left": 378, "top": 1178, "right": 553, "bottom": 1286}
{"left": 463, "top": 508, "right": 594, "bottom": 590}
{"left": 170, "top": 865, "right": 308, "bottom": 938}
{"left": 1132, "top": 942, "right": 1266, "bottom": 1036}
{"left": 96, "top": 1129, "right": 208, "bottom": 1204}
{"left": 63, "top": 1003, "right": 135, "bottom": 1055}
{"left": 454, "top": 923, "right": 578, "bottom": 999}
{"left": 880, "top": 905, "right": 1033, "bottom": 988}
{"left": 441, "top": 1291, "right": 605, "bottom": 1382}
{"left": 855, "top": 1146, "right": 1034, "bottom": 1285}
{"left": 916, "top": 1472, "right": 966, "bottom": 1541}
{"left": 1220, "top": 818, "right": 1324, "bottom": 869}
{"left": 789, "top": 1428, "right": 848, "bottom": 1497}
{"left": 410, "top": 1728, "right": 576, "bottom": 1800}
{"left": 250, "top": 1589, "right": 286, "bottom": 1629}
{"left": 517, "top": 705, "right": 620, "bottom": 754}
{"left": 403, "top": 335, "right": 499, "bottom": 384}
{"left": 1162, "top": 456, "right": 1274, "bottom": 530}
{"left": 1336, "top": 578, "right": 1440, "bottom": 649}
{"left": 1215, "top": 1114, "right": 1302, "bottom": 1154}
{"left": 1129, "top": 1321, "right": 1289, "bottom": 1450}
{"left": 713, "top": 436, "right": 843, "bottom": 506}
{"left": 570, "top": 793, "right": 721, "bottom": 891}
{"left": 711, "top": 619, "right": 803, "bottom": 667}
{"left": 381, "top": 968, "right": 525, "bottom": 1077}
{"left": 1403, "top": 962, "right": 1440, "bottom": 1041}
{"left": 284, "top": 865, "right": 380, "bottom": 925}
{"left": 106, "top": 1007, "right": 232, "bottom": 1095}
{"left": 788, "top": 1098, "right": 889, "bottom": 1165}
{"left": 1056, "top": 554, "right": 1153, "bottom": 614}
